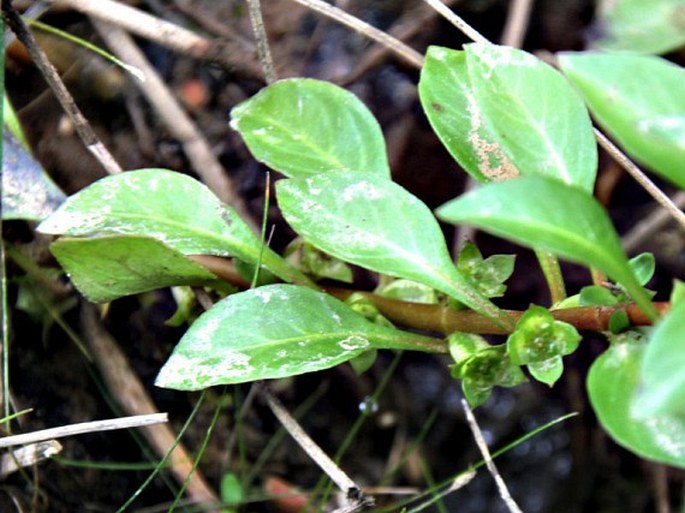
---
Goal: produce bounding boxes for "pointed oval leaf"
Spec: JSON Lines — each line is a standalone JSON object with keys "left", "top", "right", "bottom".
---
{"left": 592, "top": 0, "right": 685, "bottom": 54}
{"left": 558, "top": 52, "right": 685, "bottom": 189}
{"left": 633, "top": 301, "right": 685, "bottom": 418}
{"left": 3, "top": 133, "right": 66, "bottom": 221}
{"left": 37, "top": 169, "right": 311, "bottom": 286}
{"left": 464, "top": 43, "right": 597, "bottom": 192}
{"left": 230, "top": 78, "right": 390, "bottom": 178}
{"left": 155, "top": 284, "right": 438, "bottom": 390}
{"left": 436, "top": 176, "right": 657, "bottom": 319}
{"left": 50, "top": 235, "right": 227, "bottom": 303}
{"left": 276, "top": 172, "right": 512, "bottom": 327}
{"left": 418, "top": 46, "right": 519, "bottom": 182}
{"left": 588, "top": 335, "right": 685, "bottom": 468}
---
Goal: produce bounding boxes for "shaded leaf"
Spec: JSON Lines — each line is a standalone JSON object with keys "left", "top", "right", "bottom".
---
{"left": 591, "top": 0, "right": 685, "bottom": 54}
{"left": 457, "top": 241, "right": 515, "bottom": 298}
{"left": 465, "top": 43, "right": 597, "bottom": 192}
{"left": 436, "top": 176, "right": 658, "bottom": 320}
{"left": 284, "top": 238, "right": 353, "bottom": 283}
{"left": 50, "top": 236, "right": 228, "bottom": 303}
{"left": 37, "top": 169, "right": 311, "bottom": 286}
{"left": 2, "top": 133, "right": 65, "bottom": 221}
{"left": 418, "top": 46, "right": 517, "bottom": 182}
{"left": 558, "top": 52, "right": 685, "bottom": 189}
{"left": 277, "top": 171, "right": 511, "bottom": 327}
{"left": 230, "top": 78, "right": 390, "bottom": 178}
{"left": 633, "top": 301, "right": 685, "bottom": 418}
{"left": 528, "top": 357, "right": 564, "bottom": 387}
{"left": 588, "top": 333, "right": 685, "bottom": 468}
{"left": 375, "top": 279, "right": 439, "bottom": 304}
{"left": 156, "top": 284, "right": 438, "bottom": 390}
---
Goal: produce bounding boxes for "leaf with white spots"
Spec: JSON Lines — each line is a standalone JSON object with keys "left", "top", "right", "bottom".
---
{"left": 276, "top": 172, "right": 512, "bottom": 328}
{"left": 464, "top": 43, "right": 597, "bottom": 192}
{"left": 588, "top": 333, "right": 685, "bottom": 468}
{"left": 155, "top": 284, "right": 439, "bottom": 390}
{"left": 37, "top": 169, "right": 312, "bottom": 286}
{"left": 50, "top": 235, "right": 230, "bottom": 303}
{"left": 419, "top": 46, "right": 519, "bottom": 182}
{"left": 230, "top": 79, "right": 390, "bottom": 178}
{"left": 418, "top": 44, "right": 596, "bottom": 190}
{"left": 558, "top": 52, "right": 685, "bottom": 189}
{"left": 436, "top": 175, "right": 658, "bottom": 320}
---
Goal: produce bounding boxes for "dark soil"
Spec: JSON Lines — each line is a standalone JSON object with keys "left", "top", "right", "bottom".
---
{"left": 3, "top": 1, "right": 684, "bottom": 512}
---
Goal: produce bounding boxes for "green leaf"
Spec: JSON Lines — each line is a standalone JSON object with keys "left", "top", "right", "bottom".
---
{"left": 375, "top": 279, "right": 439, "bottom": 304}
{"left": 579, "top": 285, "right": 620, "bottom": 306}
{"left": 592, "top": 0, "right": 685, "bottom": 54}
{"left": 629, "top": 252, "right": 655, "bottom": 286}
{"left": 284, "top": 238, "right": 353, "bottom": 283}
{"left": 221, "top": 473, "right": 244, "bottom": 506}
{"left": 457, "top": 241, "right": 515, "bottom": 298}
{"left": 671, "top": 280, "right": 685, "bottom": 306}
{"left": 230, "top": 78, "right": 390, "bottom": 178}
{"left": 436, "top": 176, "right": 658, "bottom": 320}
{"left": 464, "top": 43, "right": 597, "bottom": 192}
{"left": 345, "top": 293, "right": 394, "bottom": 328}
{"left": 50, "top": 236, "right": 228, "bottom": 303}
{"left": 558, "top": 52, "right": 685, "bottom": 189}
{"left": 457, "top": 345, "right": 526, "bottom": 407}
{"left": 633, "top": 301, "right": 685, "bottom": 418}
{"left": 608, "top": 310, "right": 631, "bottom": 334}
{"left": 528, "top": 357, "right": 564, "bottom": 387}
{"left": 2, "top": 133, "right": 66, "bottom": 221}
{"left": 348, "top": 349, "right": 378, "bottom": 375}
{"left": 276, "top": 171, "right": 512, "bottom": 327}
{"left": 507, "top": 306, "right": 581, "bottom": 365}
{"left": 448, "top": 332, "right": 490, "bottom": 375}
{"left": 588, "top": 333, "right": 685, "bottom": 468}
{"left": 156, "top": 284, "right": 439, "bottom": 390}
{"left": 37, "top": 169, "right": 312, "bottom": 286}
{"left": 418, "top": 46, "right": 518, "bottom": 182}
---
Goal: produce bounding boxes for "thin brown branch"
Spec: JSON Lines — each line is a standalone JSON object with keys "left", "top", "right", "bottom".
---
{"left": 594, "top": 129, "right": 685, "bottom": 234}
{"left": 501, "top": 0, "right": 534, "bottom": 48}
{"left": 421, "top": 0, "right": 489, "bottom": 44}
{"left": 340, "top": 0, "right": 460, "bottom": 84}
{"left": 2, "top": 0, "right": 123, "bottom": 175}
{"left": 462, "top": 399, "right": 523, "bottom": 513}
{"left": 258, "top": 383, "right": 374, "bottom": 512}
{"left": 246, "top": 0, "right": 277, "bottom": 84}
{"left": 623, "top": 190, "right": 685, "bottom": 252}
{"left": 0, "top": 414, "right": 167, "bottom": 449}
{"left": 286, "top": 0, "right": 424, "bottom": 69}
{"left": 187, "top": 255, "right": 669, "bottom": 336}
{"left": 327, "top": 288, "right": 669, "bottom": 336}
{"left": 93, "top": 20, "right": 258, "bottom": 230}
{"left": 81, "top": 303, "right": 219, "bottom": 508}
{"left": 52, "top": 0, "right": 260, "bottom": 77}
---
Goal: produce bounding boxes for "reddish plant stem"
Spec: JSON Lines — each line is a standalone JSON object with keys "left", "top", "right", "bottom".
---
{"left": 190, "top": 255, "right": 669, "bottom": 337}
{"left": 326, "top": 288, "right": 669, "bottom": 335}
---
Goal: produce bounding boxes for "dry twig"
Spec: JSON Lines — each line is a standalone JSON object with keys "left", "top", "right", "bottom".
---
{"left": 53, "top": 0, "right": 259, "bottom": 76}
{"left": 81, "top": 303, "right": 219, "bottom": 508}
{"left": 2, "top": 0, "right": 123, "bottom": 174}
{"left": 462, "top": 399, "right": 523, "bottom": 513}
{"left": 246, "top": 0, "right": 277, "bottom": 84}
{"left": 501, "top": 0, "right": 535, "bottom": 48}
{"left": 258, "top": 383, "right": 374, "bottom": 512}
{"left": 0, "top": 414, "right": 167, "bottom": 449}
{"left": 93, "top": 20, "right": 257, "bottom": 228}
{"left": 287, "top": 0, "right": 424, "bottom": 68}
{"left": 594, "top": 129, "right": 685, "bottom": 234}
{"left": 623, "top": 191, "right": 685, "bottom": 252}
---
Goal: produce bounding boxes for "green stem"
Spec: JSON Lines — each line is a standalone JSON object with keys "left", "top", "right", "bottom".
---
{"left": 534, "top": 249, "right": 567, "bottom": 304}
